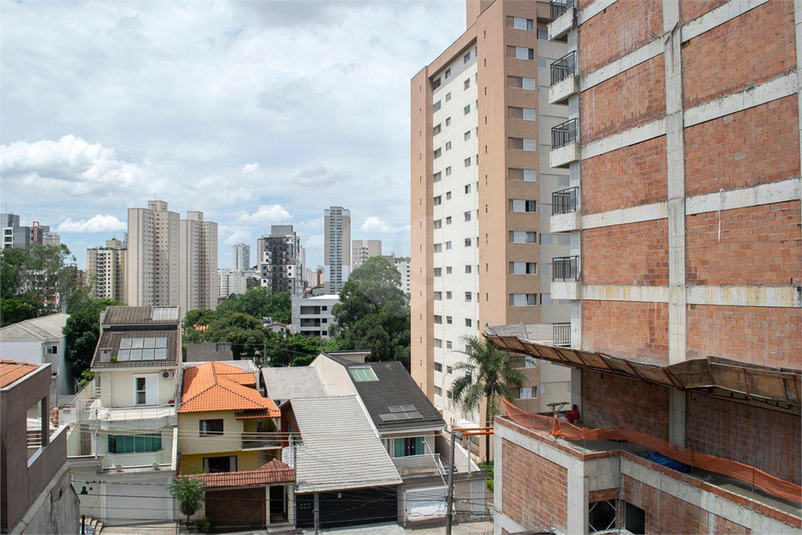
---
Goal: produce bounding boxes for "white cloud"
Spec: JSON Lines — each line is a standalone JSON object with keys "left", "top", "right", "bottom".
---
{"left": 221, "top": 225, "right": 253, "bottom": 246}
{"left": 290, "top": 166, "right": 352, "bottom": 187}
{"left": 360, "top": 216, "right": 409, "bottom": 234}
{"left": 57, "top": 214, "right": 127, "bottom": 233}
{"left": 236, "top": 204, "right": 291, "bottom": 225}
{"left": 242, "top": 162, "right": 260, "bottom": 175}
{"left": 303, "top": 233, "right": 324, "bottom": 249}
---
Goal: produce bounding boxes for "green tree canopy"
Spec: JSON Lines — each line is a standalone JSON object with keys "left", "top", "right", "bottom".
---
{"left": 264, "top": 332, "right": 341, "bottom": 367}
{"left": 201, "top": 311, "right": 268, "bottom": 359}
{"left": 216, "top": 288, "right": 291, "bottom": 324}
{"left": 449, "top": 335, "right": 525, "bottom": 461}
{"left": 63, "top": 298, "right": 123, "bottom": 380}
{"left": 332, "top": 256, "right": 410, "bottom": 365}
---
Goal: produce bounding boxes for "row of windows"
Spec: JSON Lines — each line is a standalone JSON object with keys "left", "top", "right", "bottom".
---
{"left": 434, "top": 231, "right": 536, "bottom": 250}
{"left": 434, "top": 262, "right": 536, "bottom": 276}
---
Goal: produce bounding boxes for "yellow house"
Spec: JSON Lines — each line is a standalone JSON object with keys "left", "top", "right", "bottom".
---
{"left": 178, "top": 362, "right": 281, "bottom": 474}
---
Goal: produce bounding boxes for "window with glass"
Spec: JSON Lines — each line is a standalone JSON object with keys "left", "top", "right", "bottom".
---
{"left": 108, "top": 433, "right": 162, "bottom": 454}
{"left": 199, "top": 419, "right": 224, "bottom": 436}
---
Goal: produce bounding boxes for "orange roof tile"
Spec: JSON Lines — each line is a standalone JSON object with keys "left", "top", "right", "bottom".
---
{"left": 0, "top": 360, "right": 39, "bottom": 388}
{"left": 218, "top": 371, "right": 257, "bottom": 386}
{"left": 186, "top": 461, "right": 294, "bottom": 488}
{"left": 179, "top": 362, "right": 279, "bottom": 416}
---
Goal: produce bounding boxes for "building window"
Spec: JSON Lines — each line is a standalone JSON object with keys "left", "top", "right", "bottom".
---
{"left": 464, "top": 78, "right": 471, "bottom": 90}
{"left": 537, "top": 28, "right": 548, "bottom": 39}
{"left": 434, "top": 315, "right": 443, "bottom": 324}
{"left": 515, "top": 47, "right": 535, "bottom": 60}
{"left": 446, "top": 166, "right": 452, "bottom": 176}
{"left": 432, "top": 77, "right": 441, "bottom": 89}
{"left": 464, "top": 131, "right": 471, "bottom": 141}
{"left": 433, "top": 100, "right": 442, "bottom": 112}
{"left": 446, "top": 341, "right": 453, "bottom": 349}
{"left": 433, "top": 124, "right": 441, "bottom": 135}
{"left": 434, "top": 244, "right": 442, "bottom": 253}
{"left": 589, "top": 501, "right": 617, "bottom": 533}
{"left": 445, "top": 241, "right": 452, "bottom": 250}
{"left": 447, "top": 366, "right": 453, "bottom": 374}
{"left": 434, "top": 267, "right": 442, "bottom": 276}
{"left": 519, "top": 386, "right": 538, "bottom": 399}
{"left": 434, "top": 148, "right": 442, "bottom": 159}
{"left": 446, "top": 316, "right": 452, "bottom": 324}
{"left": 465, "top": 318, "right": 472, "bottom": 327}
{"left": 445, "top": 92, "right": 452, "bottom": 102}
{"left": 446, "top": 291, "right": 452, "bottom": 299}
{"left": 434, "top": 172, "right": 442, "bottom": 182}
{"left": 446, "top": 266, "right": 453, "bottom": 274}
{"left": 434, "top": 291, "right": 442, "bottom": 300}
{"left": 465, "top": 265, "right": 472, "bottom": 274}
{"left": 435, "top": 362, "right": 443, "bottom": 372}
{"left": 446, "top": 191, "right": 452, "bottom": 200}
{"left": 464, "top": 211, "right": 472, "bottom": 222}
{"left": 511, "top": 200, "right": 537, "bottom": 212}
{"left": 507, "top": 76, "right": 536, "bottom": 90}
{"left": 434, "top": 386, "right": 443, "bottom": 397}
{"left": 510, "top": 293, "right": 537, "bottom": 306}
{"left": 46, "top": 345, "right": 58, "bottom": 354}
{"left": 465, "top": 184, "right": 472, "bottom": 194}
{"left": 464, "top": 51, "right": 471, "bottom": 63}
{"left": 465, "top": 292, "right": 472, "bottom": 302}
{"left": 510, "top": 262, "right": 537, "bottom": 274}
{"left": 510, "top": 231, "right": 537, "bottom": 244}
{"left": 434, "top": 339, "right": 443, "bottom": 348}
{"left": 446, "top": 216, "right": 452, "bottom": 225}
{"left": 108, "top": 433, "right": 162, "bottom": 454}
{"left": 445, "top": 68, "right": 451, "bottom": 79}
{"left": 445, "top": 141, "right": 452, "bottom": 151}
{"left": 464, "top": 157, "right": 472, "bottom": 167}
{"left": 513, "top": 17, "right": 534, "bottom": 30}
{"left": 203, "top": 456, "right": 237, "bottom": 473}
{"left": 464, "top": 238, "right": 472, "bottom": 247}
{"left": 434, "top": 196, "right": 442, "bottom": 206}
{"left": 523, "top": 138, "right": 536, "bottom": 151}
{"left": 508, "top": 168, "right": 537, "bottom": 182}
{"left": 446, "top": 117, "right": 451, "bottom": 126}
{"left": 199, "top": 419, "right": 224, "bottom": 436}
{"left": 464, "top": 104, "right": 471, "bottom": 115}
{"left": 349, "top": 367, "right": 379, "bottom": 382}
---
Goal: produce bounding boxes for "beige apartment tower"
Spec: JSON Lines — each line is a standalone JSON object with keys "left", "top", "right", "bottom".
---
{"left": 86, "top": 238, "right": 127, "bottom": 303}
{"left": 352, "top": 239, "right": 382, "bottom": 270}
{"left": 411, "top": 0, "right": 573, "bottom": 430}
{"left": 180, "top": 211, "right": 218, "bottom": 313}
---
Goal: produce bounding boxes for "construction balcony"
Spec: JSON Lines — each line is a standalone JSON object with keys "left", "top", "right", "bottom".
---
{"left": 548, "top": 0, "right": 575, "bottom": 41}
{"left": 89, "top": 399, "right": 178, "bottom": 430}
{"left": 551, "top": 187, "right": 581, "bottom": 233}
{"left": 551, "top": 256, "right": 581, "bottom": 300}
{"left": 549, "top": 51, "right": 579, "bottom": 105}
{"left": 392, "top": 453, "right": 446, "bottom": 478}
{"left": 241, "top": 432, "right": 283, "bottom": 450}
{"left": 550, "top": 118, "right": 580, "bottom": 168}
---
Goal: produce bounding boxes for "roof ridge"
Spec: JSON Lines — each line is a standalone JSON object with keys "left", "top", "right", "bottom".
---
{"left": 216, "top": 375, "right": 272, "bottom": 409}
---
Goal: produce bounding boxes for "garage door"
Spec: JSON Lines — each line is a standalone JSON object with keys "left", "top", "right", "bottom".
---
{"left": 404, "top": 485, "right": 447, "bottom": 521}
{"left": 205, "top": 488, "right": 266, "bottom": 533}
{"left": 103, "top": 481, "right": 174, "bottom": 525}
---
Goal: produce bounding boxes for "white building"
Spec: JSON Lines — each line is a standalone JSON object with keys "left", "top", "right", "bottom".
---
{"left": 393, "top": 257, "right": 411, "bottom": 295}
{"left": 0, "top": 313, "right": 71, "bottom": 396}
{"left": 218, "top": 269, "right": 249, "bottom": 298}
{"left": 86, "top": 238, "right": 126, "bottom": 303}
{"left": 324, "top": 206, "right": 351, "bottom": 294}
{"left": 291, "top": 295, "right": 339, "bottom": 339}
{"left": 352, "top": 239, "right": 382, "bottom": 270}
{"left": 232, "top": 243, "right": 250, "bottom": 271}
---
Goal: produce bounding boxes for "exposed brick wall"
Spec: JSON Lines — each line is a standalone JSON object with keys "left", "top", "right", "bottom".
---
{"left": 680, "top": 0, "right": 728, "bottom": 23}
{"left": 583, "top": 219, "right": 669, "bottom": 286}
{"left": 583, "top": 301, "right": 669, "bottom": 364}
{"left": 686, "top": 305, "right": 802, "bottom": 368}
{"left": 622, "top": 475, "right": 708, "bottom": 534}
{"left": 579, "top": 0, "right": 662, "bottom": 73}
{"left": 682, "top": 0, "right": 796, "bottom": 108}
{"left": 581, "top": 137, "right": 667, "bottom": 214}
{"left": 686, "top": 202, "right": 802, "bottom": 286}
{"left": 686, "top": 394, "right": 801, "bottom": 486}
{"left": 684, "top": 96, "right": 800, "bottom": 197}
{"left": 501, "top": 439, "right": 568, "bottom": 532}
{"left": 713, "top": 515, "right": 752, "bottom": 535}
{"left": 581, "top": 56, "right": 665, "bottom": 143}
{"left": 582, "top": 370, "right": 670, "bottom": 440}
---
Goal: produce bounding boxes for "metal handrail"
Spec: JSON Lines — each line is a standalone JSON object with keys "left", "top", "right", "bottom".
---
{"left": 550, "top": 51, "right": 577, "bottom": 85}
{"left": 551, "top": 118, "right": 578, "bottom": 150}
{"left": 550, "top": 0, "right": 575, "bottom": 21}
{"left": 553, "top": 323, "right": 571, "bottom": 346}
{"left": 552, "top": 256, "right": 579, "bottom": 281}
{"left": 552, "top": 187, "right": 578, "bottom": 214}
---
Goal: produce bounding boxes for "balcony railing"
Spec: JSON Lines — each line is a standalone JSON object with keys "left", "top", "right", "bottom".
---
{"left": 552, "top": 256, "right": 579, "bottom": 281}
{"left": 552, "top": 118, "right": 578, "bottom": 150}
{"left": 550, "top": 51, "right": 577, "bottom": 85}
{"left": 552, "top": 187, "right": 578, "bottom": 215}
{"left": 553, "top": 323, "right": 571, "bottom": 347}
{"left": 550, "top": 0, "right": 575, "bottom": 21}
{"left": 392, "top": 453, "right": 445, "bottom": 477}
{"left": 242, "top": 433, "right": 283, "bottom": 450}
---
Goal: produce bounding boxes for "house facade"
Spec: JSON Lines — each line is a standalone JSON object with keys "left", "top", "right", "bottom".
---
{"left": 0, "top": 313, "right": 71, "bottom": 396}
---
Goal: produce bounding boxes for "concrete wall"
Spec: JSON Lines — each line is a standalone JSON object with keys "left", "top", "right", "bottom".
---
{"left": 178, "top": 411, "right": 245, "bottom": 456}
{"left": 101, "top": 368, "right": 177, "bottom": 407}
{"left": 17, "top": 466, "right": 80, "bottom": 535}
{"left": 310, "top": 355, "right": 357, "bottom": 396}
{"left": 0, "top": 338, "right": 71, "bottom": 396}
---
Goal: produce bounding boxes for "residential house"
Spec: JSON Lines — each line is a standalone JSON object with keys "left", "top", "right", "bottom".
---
{"left": 185, "top": 342, "right": 233, "bottom": 363}
{"left": 261, "top": 366, "right": 328, "bottom": 406}
{"left": 177, "top": 361, "right": 291, "bottom": 531}
{"left": 291, "top": 294, "right": 338, "bottom": 338}
{"left": 0, "top": 360, "right": 79, "bottom": 534}
{"left": 67, "top": 306, "right": 182, "bottom": 526}
{"left": 0, "top": 313, "right": 71, "bottom": 396}
{"left": 310, "top": 352, "right": 490, "bottom": 525}
{"left": 282, "top": 396, "right": 402, "bottom": 529}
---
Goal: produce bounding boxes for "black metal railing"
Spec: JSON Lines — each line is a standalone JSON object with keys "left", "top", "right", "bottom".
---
{"left": 552, "top": 256, "right": 579, "bottom": 281}
{"left": 553, "top": 323, "right": 571, "bottom": 346}
{"left": 550, "top": 0, "right": 574, "bottom": 21}
{"left": 551, "top": 118, "right": 578, "bottom": 150}
{"left": 550, "top": 51, "right": 577, "bottom": 85}
{"left": 552, "top": 187, "right": 578, "bottom": 214}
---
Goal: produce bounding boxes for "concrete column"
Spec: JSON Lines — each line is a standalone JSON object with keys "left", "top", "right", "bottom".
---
{"left": 493, "top": 430, "right": 503, "bottom": 535}
{"left": 287, "top": 484, "right": 296, "bottom": 526}
{"left": 265, "top": 486, "right": 270, "bottom": 526}
{"left": 663, "top": 0, "right": 687, "bottom": 447}
{"left": 566, "top": 460, "right": 589, "bottom": 535}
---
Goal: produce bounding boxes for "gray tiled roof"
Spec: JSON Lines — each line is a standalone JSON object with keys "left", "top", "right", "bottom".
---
{"left": 0, "top": 313, "right": 69, "bottom": 341}
{"left": 261, "top": 367, "right": 328, "bottom": 400}
{"left": 290, "top": 396, "right": 402, "bottom": 494}
{"left": 185, "top": 342, "right": 233, "bottom": 362}
{"left": 332, "top": 358, "right": 445, "bottom": 432}
{"left": 91, "top": 329, "right": 179, "bottom": 369}
{"left": 102, "top": 306, "right": 180, "bottom": 326}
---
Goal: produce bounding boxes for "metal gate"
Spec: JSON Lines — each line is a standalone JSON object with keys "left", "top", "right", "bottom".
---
{"left": 205, "top": 488, "right": 266, "bottom": 532}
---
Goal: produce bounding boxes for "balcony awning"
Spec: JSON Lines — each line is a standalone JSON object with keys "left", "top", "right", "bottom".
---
{"left": 485, "top": 325, "right": 801, "bottom": 407}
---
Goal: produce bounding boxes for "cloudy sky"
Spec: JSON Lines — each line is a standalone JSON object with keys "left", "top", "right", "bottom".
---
{"left": 1, "top": 0, "right": 465, "bottom": 269}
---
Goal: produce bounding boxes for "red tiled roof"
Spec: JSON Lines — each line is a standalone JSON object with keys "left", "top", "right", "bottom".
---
{"left": 0, "top": 360, "right": 39, "bottom": 388}
{"left": 179, "top": 362, "right": 279, "bottom": 416}
{"left": 187, "top": 460, "right": 295, "bottom": 488}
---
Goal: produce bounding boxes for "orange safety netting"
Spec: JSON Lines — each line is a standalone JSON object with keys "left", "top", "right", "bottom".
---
{"left": 501, "top": 398, "right": 802, "bottom": 504}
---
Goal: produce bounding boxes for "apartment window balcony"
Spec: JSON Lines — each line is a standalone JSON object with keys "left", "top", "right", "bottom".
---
{"left": 549, "top": 51, "right": 579, "bottom": 104}
{"left": 550, "top": 119, "right": 580, "bottom": 168}
{"left": 551, "top": 187, "right": 581, "bottom": 233}
{"left": 548, "top": 0, "right": 576, "bottom": 40}
{"left": 551, "top": 256, "right": 581, "bottom": 300}
{"left": 553, "top": 323, "right": 571, "bottom": 347}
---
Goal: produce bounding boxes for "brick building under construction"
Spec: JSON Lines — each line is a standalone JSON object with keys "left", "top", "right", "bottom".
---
{"left": 487, "top": 0, "right": 802, "bottom": 533}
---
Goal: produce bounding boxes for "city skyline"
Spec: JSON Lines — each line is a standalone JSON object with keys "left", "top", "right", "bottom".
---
{"left": 0, "top": 1, "right": 463, "bottom": 272}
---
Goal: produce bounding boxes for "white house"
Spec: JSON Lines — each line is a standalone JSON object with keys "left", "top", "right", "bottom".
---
{"left": 0, "top": 313, "right": 71, "bottom": 396}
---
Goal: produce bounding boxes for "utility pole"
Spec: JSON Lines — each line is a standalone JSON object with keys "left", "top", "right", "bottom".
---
{"left": 445, "top": 430, "right": 456, "bottom": 535}
{"left": 313, "top": 492, "right": 320, "bottom": 534}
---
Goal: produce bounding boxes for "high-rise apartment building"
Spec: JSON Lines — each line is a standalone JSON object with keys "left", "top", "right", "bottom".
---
{"left": 410, "top": 0, "right": 572, "bottom": 429}
{"left": 352, "top": 239, "right": 382, "bottom": 270}
{"left": 86, "top": 238, "right": 127, "bottom": 302}
{"left": 258, "top": 225, "right": 302, "bottom": 294}
{"left": 324, "top": 206, "right": 351, "bottom": 294}
{"left": 179, "top": 211, "right": 218, "bottom": 313}
{"left": 1, "top": 214, "right": 60, "bottom": 249}
{"left": 232, "top": 243, "right": 250, "bottom": 271}
{"left": 490, "top": 0, "right": 802, "bottom": 533}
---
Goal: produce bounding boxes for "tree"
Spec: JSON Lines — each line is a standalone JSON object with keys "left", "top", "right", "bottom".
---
{"left": 217, "top": 288, "right": 291, "bottom": 324}
{"left": 183, "top": 308, "right": 218, "bottom": 329}
{"left": 264, "top": 332, "right": 341, "bottom": 367}
{"left": 449, "top": 335, "right": 525, "bottom": 462}
{"left": 169, "top": 477, "right": 205, "bottom": 525}
{"left": 63, "top": 298, "right": 123, "bottom": 380}
{"left": 202, "top": 311, "right": 267, "bottom": 359}
{"left": 332, "top": 256, "right": 410, "bottom": 365}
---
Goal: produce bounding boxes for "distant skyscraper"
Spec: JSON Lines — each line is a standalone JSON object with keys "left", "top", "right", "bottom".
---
{"left": 232, "top": 243, "right": 250, "bottom": 271}
{"left": 179, "top": 211, "right": 218, "bottom": 312}
{"left": 1, "top": 214, "right": 60, "bottom": 248}
{"left": 259, "top": 225, "right": 302, "bottom": 294}
{"left": 324, "top": 206, "right": 351, "bottom": 294}
{"left": 352, "top": 239, "right": 382, "bottom": 270}
{"left": 86, "top": 238, "right": 127, "bottom": 302}
{"left": 127, "top": 201, "right": 180, "bottom": 307}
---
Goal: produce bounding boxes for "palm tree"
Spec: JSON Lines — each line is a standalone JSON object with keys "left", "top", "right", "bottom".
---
{"left": 168, "top": 476, "right": 205, "bottom": 525}
{"left": 450, "top": 335, "right": 525, "bottom": 462}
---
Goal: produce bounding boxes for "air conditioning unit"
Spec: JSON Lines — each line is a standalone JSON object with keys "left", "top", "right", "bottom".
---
{"left": 161, "top": 370, "right": 175, "bottom": 379}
